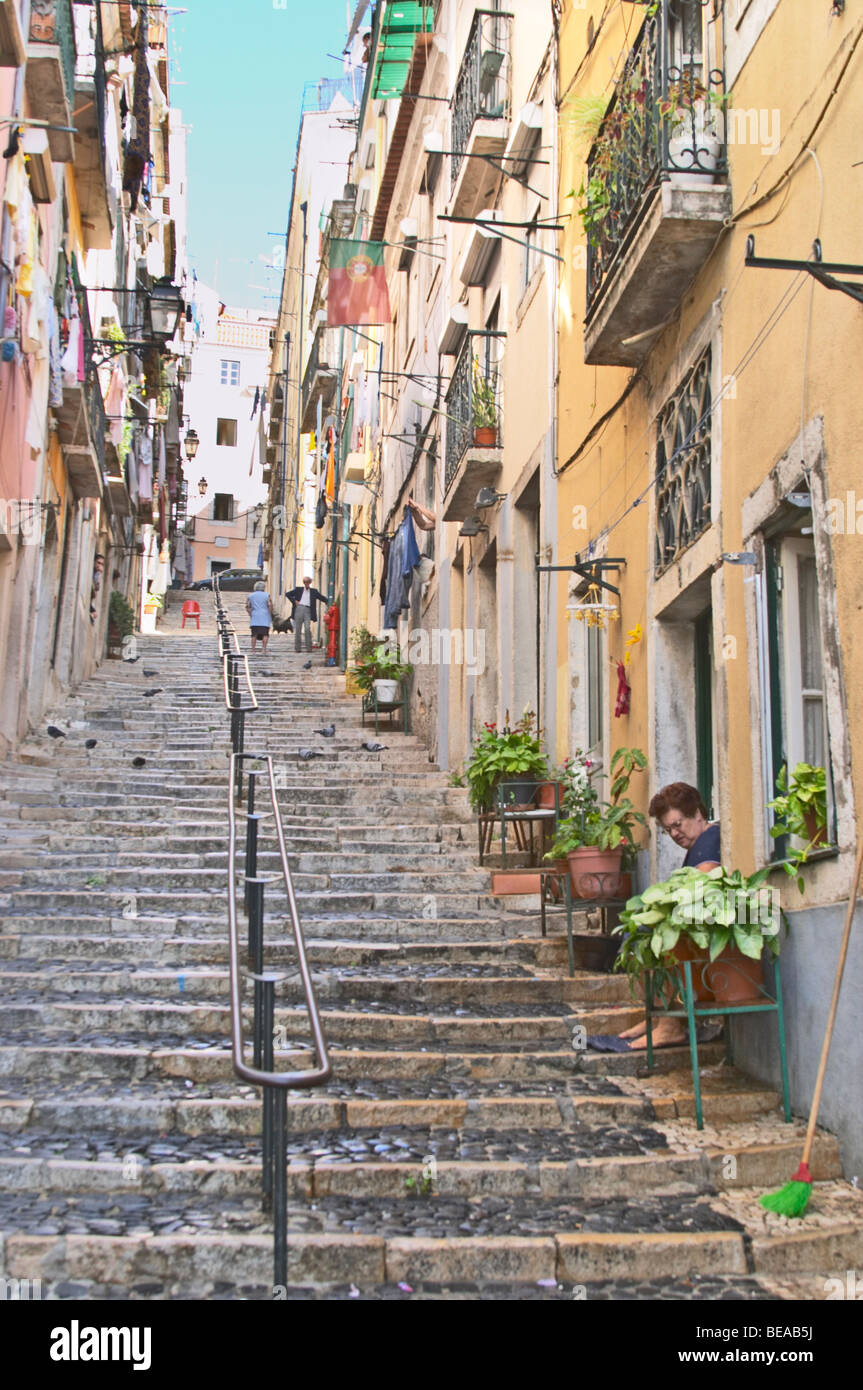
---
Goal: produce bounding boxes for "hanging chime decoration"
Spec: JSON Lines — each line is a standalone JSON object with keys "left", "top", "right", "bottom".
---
{"left": 569, "top": 581, "right": 620, "bottom": 630}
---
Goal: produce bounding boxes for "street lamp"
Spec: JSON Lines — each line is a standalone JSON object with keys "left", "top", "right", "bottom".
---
{"left": 184, "top": 429, "right": 200, "bottom": 461}
{"left": 198, "top": 477, "right": 208, "bottom": 496}
{"left": 147, "top": 279, "right": 184, "bottom": 345}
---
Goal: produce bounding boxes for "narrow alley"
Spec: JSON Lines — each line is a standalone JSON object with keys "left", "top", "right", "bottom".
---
{"left": 0, "top": 596, "right": 860, "bottom": 1300}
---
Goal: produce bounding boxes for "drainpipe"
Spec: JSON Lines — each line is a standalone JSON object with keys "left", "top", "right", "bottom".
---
{"left": 278, "top": 331, "right": 289, "bottom": 598}
{"left": 292, "top": 200, "right": 308, "bottom": 591}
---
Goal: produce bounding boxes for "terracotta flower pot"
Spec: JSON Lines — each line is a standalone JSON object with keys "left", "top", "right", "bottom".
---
{"left": 535, "top": 781, "right": 566, "bottom": 810}
{"left": 566, "top": 846, "right": 624, "bottom": 901}
{"left": 473, "top": 425, "right": 498, "bottom": 447}
{"left": 671, "top": 937, "right": 714, "bottom": 1003}
{"left": 803, "top": 809, "right": 827, "bottom": 848}
{"left": 705, "top": 946, "right": 765, "bottom": 1005}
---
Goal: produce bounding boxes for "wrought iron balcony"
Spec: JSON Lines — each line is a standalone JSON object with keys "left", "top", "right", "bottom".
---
{"left": 300, "top": 327, "right": 337, "bottom": 433}
{"left": 26, "top": 0, "right": 75, "bottom": 161}
{"left": 450, "top": 8, "right": 512, "bottom": 216}
{"left": 582, "top": 0, "right": 731, "bottom": 366}
{"left": 443, "top": 329, "right": 504, "bottom": 522}
{"left": 654, "top": 344, "right": 712, "bottom": 575}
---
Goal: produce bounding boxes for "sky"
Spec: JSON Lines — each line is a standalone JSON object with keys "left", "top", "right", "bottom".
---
{"left": 169, "top": 0, "right": 361, "bottom": 311}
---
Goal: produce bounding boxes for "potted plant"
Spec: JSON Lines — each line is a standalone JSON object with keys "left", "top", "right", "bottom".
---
{"left": 368, "top": 642, "right": 412, "bottom": 704}
{"left": 546, "top": 747, "right": 647, "bottom": 900}
{"left": 465, "top": 710, "right": 549, "bottom": 813}
{"left": 472, "top": 360, "right": 499, "bottom": 447}
{"left": 660, "top": 73, "right": 726, "bottom": 177}
{"left": 768, "top": 762, "right": 829, "bottom": 891}
{"left": 107, "top": 590, "right": 135, "bottom": 658}
{"left": 613, "top": 864, "right": 782, "bottom": 1006}
{"left": 348, "top": 625, "right": 378, "bottom": 695}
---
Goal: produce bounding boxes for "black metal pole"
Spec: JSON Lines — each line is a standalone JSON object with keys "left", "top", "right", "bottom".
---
{"left": 261, "top": 980, "right": 275, "bottom": 1212}
{"left": 273, "top": 1088, "right": 287, "bottom": 1290}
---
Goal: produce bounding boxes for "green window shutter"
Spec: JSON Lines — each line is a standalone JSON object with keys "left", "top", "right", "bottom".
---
{"left": 694, "top": 610, "right": 714, "bottom": 818}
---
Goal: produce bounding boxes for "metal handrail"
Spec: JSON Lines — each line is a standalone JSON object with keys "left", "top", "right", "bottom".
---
{"left": 227, "top": 752, "right": 331, "bottom": 1089}
{"left": 222, "top": 651, "right": 258, "bottom": 713}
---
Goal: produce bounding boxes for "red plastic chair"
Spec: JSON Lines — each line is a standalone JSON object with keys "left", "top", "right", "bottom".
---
{"left": 181, "top": 600, "right": 201, "bottom": 629}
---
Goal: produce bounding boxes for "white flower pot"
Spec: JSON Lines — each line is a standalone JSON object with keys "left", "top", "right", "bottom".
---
{"left": 668, "top": 128, "right": 721, "bottom": 179}
{"left": 373, "top": 679, "right": 400, "bottom": 704}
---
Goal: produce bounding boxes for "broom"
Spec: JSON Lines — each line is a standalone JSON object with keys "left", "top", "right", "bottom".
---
{"left": 760, "top": 833, "right": 863, "bottom": 1217}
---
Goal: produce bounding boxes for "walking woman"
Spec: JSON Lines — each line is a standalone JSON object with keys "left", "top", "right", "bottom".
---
{"left": 246, "top": 581, "right": 272, "bottom": 654}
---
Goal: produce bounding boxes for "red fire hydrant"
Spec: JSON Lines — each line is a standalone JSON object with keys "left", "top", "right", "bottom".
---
{"left": 324, "top": 602, "right": 340, "bottom": 666}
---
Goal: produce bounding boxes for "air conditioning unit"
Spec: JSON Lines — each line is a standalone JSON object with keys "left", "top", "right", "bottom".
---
{"left": 457, "top": 211, "right": 502, "bottom": 287}
{"left": 504, "top": 103, "right": 543, "bottom": 180}
{"left": 439, "top": 303, "right": 469, "bottom": 356}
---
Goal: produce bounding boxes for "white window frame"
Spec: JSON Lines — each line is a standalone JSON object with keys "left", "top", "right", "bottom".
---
{"left": 776, "top": 535, "right": 833, "bottom": 845}
{"left": 220, "top": 360, "right": 241, "bottom": 387}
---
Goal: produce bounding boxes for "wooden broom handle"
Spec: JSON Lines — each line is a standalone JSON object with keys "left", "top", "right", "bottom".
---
{"left": 801, "top": 833, "right": 863, "bottom": 1168}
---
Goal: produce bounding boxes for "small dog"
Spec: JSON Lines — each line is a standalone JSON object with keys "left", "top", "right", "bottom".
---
{"left": 272, "top": 614, "right": 294, "bottom": 635}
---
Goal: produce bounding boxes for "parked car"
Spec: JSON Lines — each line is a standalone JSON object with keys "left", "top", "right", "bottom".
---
{"left": 187, "top": 568, "right": 265, "bottom": 592}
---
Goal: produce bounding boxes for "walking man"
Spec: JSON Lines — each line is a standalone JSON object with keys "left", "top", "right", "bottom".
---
{"left": 286, "top": 575, "right": 328, "bottom": 654}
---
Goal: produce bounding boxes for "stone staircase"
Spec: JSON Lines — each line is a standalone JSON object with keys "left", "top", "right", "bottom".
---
{"left": 0, "top": 595, "right": 860, "bottom": 1300}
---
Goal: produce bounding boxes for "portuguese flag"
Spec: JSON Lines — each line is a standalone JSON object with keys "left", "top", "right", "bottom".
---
{"left": 327, "top": 239, "right": 391, "bottom": 327}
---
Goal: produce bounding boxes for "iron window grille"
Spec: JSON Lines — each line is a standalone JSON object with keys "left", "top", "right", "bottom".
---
{"left": 654, "top": 344, "right": 712, "bottom": 575}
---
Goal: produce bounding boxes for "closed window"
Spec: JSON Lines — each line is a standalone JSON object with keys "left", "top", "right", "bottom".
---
{"left": 220, "top": 360, "right": 240, "bottom": 387}
{"left": 213, "top": 493, "right": 234, "bottom": 522}
{"left": 217, "top": 418, "right": 237, "bottom": 447}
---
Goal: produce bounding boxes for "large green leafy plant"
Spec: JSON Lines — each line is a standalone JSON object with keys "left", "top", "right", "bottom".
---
{"left": 613, "top": 864, "right": 782, "bottom": 985}
{"left": 465, "top": 711, "right": 548, "bottom": 812}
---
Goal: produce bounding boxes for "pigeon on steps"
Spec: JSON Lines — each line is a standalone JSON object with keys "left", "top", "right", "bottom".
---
{"left": 85, "top": 739, "right": 97, "bottom": 750}
{"left": 132, "top": 757, "right": 146, "bottom": 768}
{"left": 143, "top": 668, "right": 159, "bottom": 677}
{"left": 143, "top": 689, "right": 163, "bottom": 697}
{"left": 47, "top": 726, "right": 65, "bottom": 739}
{"left": 298, "top": 749, "right": 324, "bottom": 760}
{"left": 316, "top": 725, "right": 335, "bottom": 738}
{"left": 361, "top": 742, "right": 388, "bottom": 752}
{"left": 302, "top": 661, "right": 312, "bottom": 670}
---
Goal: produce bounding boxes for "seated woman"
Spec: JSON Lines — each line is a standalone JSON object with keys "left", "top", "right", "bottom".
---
{"left": 618, "top": 782, "right": 720, "bottom": 1050}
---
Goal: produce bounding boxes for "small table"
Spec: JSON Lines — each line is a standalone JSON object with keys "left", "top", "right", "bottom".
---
{"left": 643, "top": 956, "right": 792, "bottom": 1130}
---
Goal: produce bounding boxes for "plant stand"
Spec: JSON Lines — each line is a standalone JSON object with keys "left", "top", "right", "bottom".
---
{"left": 542, "top": 867, "right": 626, "bottom": 976}
{"left": 361, "top": 679, "right": 410, "bottom": 737}
{"left": 643, "top": 956, "right": 792, "bottom": 1131}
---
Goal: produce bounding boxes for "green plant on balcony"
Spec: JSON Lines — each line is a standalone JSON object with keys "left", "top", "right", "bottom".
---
{"left": 471, "top": 360, "right": 498, "bottom": 435}
{"left": 465, "top": 710, "right": 549, "bottom": 813}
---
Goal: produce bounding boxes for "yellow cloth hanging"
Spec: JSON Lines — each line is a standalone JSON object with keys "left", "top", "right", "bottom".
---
{"left": 324, "top": 439, "right": 335, "bottom": 502}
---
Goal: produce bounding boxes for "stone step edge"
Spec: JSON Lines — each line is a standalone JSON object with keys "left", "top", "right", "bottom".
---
{"left": 15, "top": 1229, "right": 845, "bottom": 1285}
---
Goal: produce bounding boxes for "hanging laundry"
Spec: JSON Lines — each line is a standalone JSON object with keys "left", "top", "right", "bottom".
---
{"left": 157, "top": 426, "right": 166, "bottom": 487}
{"left": 126, "top": 433, "right": 139, "bottom": 505}
{"left": 251, "top": 385, "right": 260, "bottom": 419}
{"left": 137, "top": 429, "right": 154, "bottom": 502}
{"left": 325, "top": 436, "right": 335, "bottom": 502}
{"left": 123, "top": 38, "right": 150, "bottom": 211}
{"left": 614, "top": 661, "right": 631, "bottom": 718}
{"left": 379, "top": 536, "right": 390, "bottom": 603}
{"left": 48, "top": 302, "right": 63, "bottom": 406}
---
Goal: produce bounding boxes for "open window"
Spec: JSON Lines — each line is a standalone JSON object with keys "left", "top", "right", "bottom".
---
{"left": 762, "top": 528, "right": 835, "bottom": 855}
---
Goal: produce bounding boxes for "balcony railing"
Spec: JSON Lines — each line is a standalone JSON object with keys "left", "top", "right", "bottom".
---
{"left": 450, "top": 9, "right": 512, "bottom": 189}
{"left": 444, "top": 329, "right": 504, "bottom": 494}
{"left": 300, "top": 327, "right": 337, "bottom": 431}
{"left": 584, "top": 0, "right": 726, "bottom": 317}
{"left": 29, "top": 0, "right": 75, "bottom": 108}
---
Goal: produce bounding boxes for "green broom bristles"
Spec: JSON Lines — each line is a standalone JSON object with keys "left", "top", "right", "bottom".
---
{"left": 760, "top": 1162, "right": 812, "bottom": 1217}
